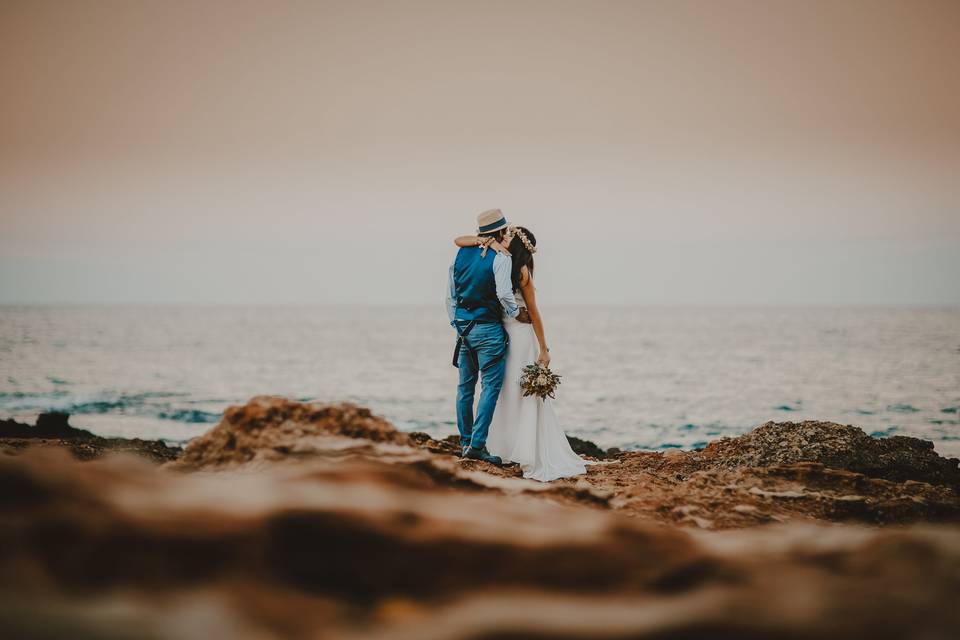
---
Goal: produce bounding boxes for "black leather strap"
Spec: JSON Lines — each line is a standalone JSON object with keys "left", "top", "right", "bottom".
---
{"left": 451, "top": 320, "right": 509, "bottom": 370}
{"left": 451, "top": 320, "right": 477, "bottom": 368}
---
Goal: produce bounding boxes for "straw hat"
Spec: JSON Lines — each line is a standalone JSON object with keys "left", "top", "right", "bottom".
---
{"left": 476, "top": 209, "right": 508, "bottom": 234}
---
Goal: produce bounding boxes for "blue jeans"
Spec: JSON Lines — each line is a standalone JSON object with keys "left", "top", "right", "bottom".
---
{"left": 455, "top": 321, "right": 508, "bottom": 450}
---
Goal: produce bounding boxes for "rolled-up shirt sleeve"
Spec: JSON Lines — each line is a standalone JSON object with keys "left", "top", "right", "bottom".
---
{"left": 493, "top": 253, "right": 520, "bottom": 318}
{"left": 445, "top": 263, "right": 456, "bottom": 323}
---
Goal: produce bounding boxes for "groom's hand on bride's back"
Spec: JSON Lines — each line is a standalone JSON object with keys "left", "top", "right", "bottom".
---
{"left": 516, "top": 309, "right": 532, "bottom": 324}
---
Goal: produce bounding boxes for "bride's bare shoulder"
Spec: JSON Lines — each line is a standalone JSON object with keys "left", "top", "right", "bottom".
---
{"left": 519, "top": 265, "right": 533, "bottom": 287}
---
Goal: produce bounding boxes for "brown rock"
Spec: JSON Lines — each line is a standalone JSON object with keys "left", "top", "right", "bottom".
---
{"left": 172, "top": 396, "right": 407, "bottom": 469}
{"left": 1, "top": 398, "right": 959, "bottom": 638}
{"left": 695, "top": 420, "right": 960, "bottom": 487}
{"left": 1, "top": 444, "right": 958, "bottom": 639}
{"left": 1, "top": 412, "right": 95, "bottom": 439}
{"left": 0, "top": 413, "right": 181, "bottom": 463}
{"left": 565, "top": 435, "right": 608, "bottom": 458}
{"left": 167, "top": 399, "right": 960, "bottom": 529}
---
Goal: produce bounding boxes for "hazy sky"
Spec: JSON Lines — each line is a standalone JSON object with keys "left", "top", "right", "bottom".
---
{"left": 1, "top": 0, "right": 958, "bottom": 305}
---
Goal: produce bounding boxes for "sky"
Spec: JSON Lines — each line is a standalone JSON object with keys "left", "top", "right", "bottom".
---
{"left": 1, "top": 0, "right": 958, "bottom": 306}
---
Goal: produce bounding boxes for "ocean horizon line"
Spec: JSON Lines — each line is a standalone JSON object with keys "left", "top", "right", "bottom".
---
{"left": 2, "top": 301, "right": 959, "bottom": 310}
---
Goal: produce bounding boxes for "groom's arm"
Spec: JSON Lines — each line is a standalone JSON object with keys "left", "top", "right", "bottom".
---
{"left": 445, "top": 264, "right": 456, "bottom": 324}
{"left": 493, "top": 254, "right": 521, "bottom": 319}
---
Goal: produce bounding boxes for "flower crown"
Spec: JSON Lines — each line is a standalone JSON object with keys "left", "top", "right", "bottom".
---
{"left": 504, "top": 225, "right": 537, "bottom": 253}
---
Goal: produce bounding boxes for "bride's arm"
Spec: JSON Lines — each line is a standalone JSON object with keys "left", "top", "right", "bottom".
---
{"left": 455, "top": 235, "right": 482, "bottom": 247}
{"left": 519, "top": 267, "right": 550, "bottom": 367}
{"left": 454, "top": 235, "right": 511, "bottom": 256}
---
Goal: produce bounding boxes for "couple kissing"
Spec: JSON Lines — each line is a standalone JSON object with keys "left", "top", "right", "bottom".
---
{"left": 445, "top": 208, "right": 589, "bottom": 482}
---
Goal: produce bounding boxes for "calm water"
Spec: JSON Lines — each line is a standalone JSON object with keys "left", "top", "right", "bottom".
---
{"left": 1, "top": 306, "right": 958, "bottom": 456}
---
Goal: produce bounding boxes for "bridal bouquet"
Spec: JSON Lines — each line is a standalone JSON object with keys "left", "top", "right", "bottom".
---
{"left": 519, "top": 363, "right": 562, "bottom": 400}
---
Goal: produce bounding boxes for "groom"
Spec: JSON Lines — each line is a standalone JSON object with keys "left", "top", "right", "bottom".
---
{"left": 446, "top": 209, "right": 531, "bottom": 464}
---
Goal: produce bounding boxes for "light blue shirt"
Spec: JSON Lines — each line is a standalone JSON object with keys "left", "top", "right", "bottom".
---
{"left": 446, "top": 252, "right": 520, "bottom": 323}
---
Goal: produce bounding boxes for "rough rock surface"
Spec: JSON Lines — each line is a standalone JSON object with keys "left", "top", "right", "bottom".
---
{"left": 573, "top": 420, "right": 960, "bottom": 529}
{"left": 173, "top": 396, "right": 408, "bottom": 469}
{"left": 1, "top": 397, "right": 959, "bottom": 639}
{"left": 0, "top": 447, "right": 957, "bottom": 639}
{"left": 1, "top": 411, "right": 95, "bottom": 438}
{"left": 691, "top": 420, "right": 960, "bottom": 487}
{"left": 0, "top": 413, "right": 182, "bottom": 463}
{"left": 565, "top": 434, "right": 610, "bottom": 458}
{"left": 166, "top": 399, "right": 960, "bottom": 529}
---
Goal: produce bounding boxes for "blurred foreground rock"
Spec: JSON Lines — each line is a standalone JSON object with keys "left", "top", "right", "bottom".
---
{"left": 1, "top": 396, "right": 958, "bottom": 639}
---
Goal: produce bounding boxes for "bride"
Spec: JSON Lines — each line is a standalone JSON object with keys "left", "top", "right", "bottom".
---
{"left": 454, "top": 227, "right": 588, "bottom": 482}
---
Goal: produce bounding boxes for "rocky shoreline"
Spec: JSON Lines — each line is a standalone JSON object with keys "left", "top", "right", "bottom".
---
{"left": 0, "top": 412, "right": 182, "bottom": 463}
{"left": 1, "top": 396, "right": 958, "bottom": 639}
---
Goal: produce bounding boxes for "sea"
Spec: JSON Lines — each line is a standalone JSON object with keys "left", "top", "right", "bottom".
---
{"left": 1, "top": 306, "right": 958, "bottom": 456}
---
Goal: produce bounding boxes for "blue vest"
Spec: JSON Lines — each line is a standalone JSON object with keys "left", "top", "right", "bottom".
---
{"left": 452, "top": 246, "right": 502, "bottom": 323}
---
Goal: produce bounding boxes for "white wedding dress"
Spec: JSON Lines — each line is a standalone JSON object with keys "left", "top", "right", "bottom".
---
{"left": 486, "top": 292, "right": 589, "bottom": 482}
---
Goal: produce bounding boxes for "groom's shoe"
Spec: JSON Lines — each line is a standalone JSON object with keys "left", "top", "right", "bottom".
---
{"left": 463, "top": 446, "right": 503, "bottom": 466}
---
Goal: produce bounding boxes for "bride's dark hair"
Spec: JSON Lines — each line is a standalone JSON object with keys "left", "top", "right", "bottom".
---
{"left": 508, "top": 226, "right": 536, "bottom": 292}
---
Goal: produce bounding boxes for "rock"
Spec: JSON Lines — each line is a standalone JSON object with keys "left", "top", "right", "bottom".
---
{"left": 0, "top": 414, "right": 181, "bottom": 463}
{"left": 749, "top": 486, "right": 808, "bottom": 499}
{"left": 0, "top": 444, "right": 958, "bottom": 639}
{"left": 595, "top": 457, "right": 959, "bottom": 528}
{"left": 694, "top": 420, "right": 960, "bottom": 487}
{"left": 172, "top": 396, "right": 407, "bottom": 469}
{"left": 408, "top": 432, "right": 462, "bottom": 456}
{"left": 1, "top": 398, "right": 959, "bottom": 638}
{"left": 565, "top": 435, "right": 608, "bottom": 458}
{"left": 7, "top": 396, "right": 960, "bottom": 529}
{"left": 0, "top": 412, "right": 95, "bottom": 439}
{"left": 166, "top": 398, "right": 960, "bottom": 530}
{"left": 7, "top": 399, "right": 959, "bottom": 531}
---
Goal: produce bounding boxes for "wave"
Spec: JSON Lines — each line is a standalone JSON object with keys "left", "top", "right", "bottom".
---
{"left": 3, "top": 389, "right": 957, "bottom": 454}
{"left": 887, "top": 403, "right": 920, "bottom": 413}
{"left": 0, "top": 390, "right": 222, "bottom": 425}
{"left": 155, "top": 409, "right": 221, "bottom": 424}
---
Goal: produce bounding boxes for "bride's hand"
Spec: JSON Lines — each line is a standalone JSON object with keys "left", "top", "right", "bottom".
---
{"left": 537, "top": 349, "right": 551, "bottom": 368}
{"left": 480, "top": 237, "right": 511, "bottom": 258}
{"left": 488, "top": 239, "right": 511, "bottom": 256}
{"left": 478, "top": 236, "right": 493, "bottom": 257}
